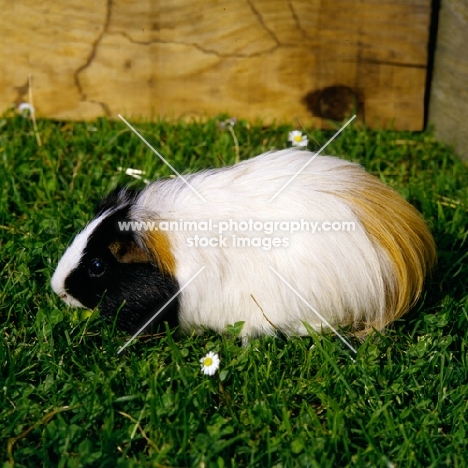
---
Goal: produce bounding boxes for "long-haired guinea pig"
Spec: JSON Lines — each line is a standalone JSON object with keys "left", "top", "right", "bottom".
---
{"left": 51, "top": 149, "right": 436, "bottom": 338}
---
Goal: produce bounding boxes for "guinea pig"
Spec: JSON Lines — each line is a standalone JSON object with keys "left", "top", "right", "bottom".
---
{"left": 51, "top": 149, "right": 436, "bottom": 338}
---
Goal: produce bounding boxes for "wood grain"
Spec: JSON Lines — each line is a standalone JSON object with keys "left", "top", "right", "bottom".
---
{"left": 429, "top": 0, "right": 468, "bottom": 160}
{"left": 0, "top": 0, "right": 431, "bottom": 129}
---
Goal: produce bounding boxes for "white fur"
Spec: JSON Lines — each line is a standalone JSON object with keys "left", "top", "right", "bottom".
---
{"left": 132, "top": 150, "right": 395, "bottom": 337}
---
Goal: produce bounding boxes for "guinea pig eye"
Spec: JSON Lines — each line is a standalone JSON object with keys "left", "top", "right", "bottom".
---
{"left": 88, "top": 258, "right": 106, "bottom": 277}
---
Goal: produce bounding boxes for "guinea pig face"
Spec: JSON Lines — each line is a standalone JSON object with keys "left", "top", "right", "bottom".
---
{"left": 51, "top": 205, "right": 179, "bottom": 333}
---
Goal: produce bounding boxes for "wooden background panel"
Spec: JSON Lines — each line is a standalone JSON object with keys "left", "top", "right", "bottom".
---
{"left": 0, "top": 0, "right": 432, "bottom": 129}
{"left": 429, "top": 0, "right": 468, "bottom": 160}
{"left": 0, "top": 1, "right": 108, "bottom": 119}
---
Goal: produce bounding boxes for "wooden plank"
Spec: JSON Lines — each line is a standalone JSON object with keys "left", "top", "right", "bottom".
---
{"left": 429, "top": 0, "right": 468, "bottom": 160}
{"left": 0, "top": 0, "right": 431, "bottom": 129}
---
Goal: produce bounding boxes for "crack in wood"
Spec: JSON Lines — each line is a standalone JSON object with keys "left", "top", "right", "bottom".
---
{"left": 14, "top": 79, "right": 29, "bottom": 106}
{"left": 246, "top": 0, "right": 281, "bottom": 46}
{"left": 74, "top": 0, "right": 113, "bottom": 110}
{"left": 358, "top": 59, "right": 426, "bottom": 69}
{"left": 287, "top": 0, "right": 311, "bottom": 42}
{"left": 90, "top": 100, "right": 111, "bottom": 117}
{"left": 118, "top": 31, "right": 280, "bottom": 59}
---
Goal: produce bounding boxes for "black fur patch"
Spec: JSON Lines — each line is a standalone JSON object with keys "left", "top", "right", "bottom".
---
{"left": 65, "top": 206, "right": 179, "bottom": 334}
{"left": 95, "top": 187, "right": 141, "bottom": 217}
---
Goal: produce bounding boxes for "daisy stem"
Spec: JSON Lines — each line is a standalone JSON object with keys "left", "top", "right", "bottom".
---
{"left": 227, "top": 125, "right": 240, "bottom": 163}
{"left": 28, "top": 74, "right": 42, "bottom": 147}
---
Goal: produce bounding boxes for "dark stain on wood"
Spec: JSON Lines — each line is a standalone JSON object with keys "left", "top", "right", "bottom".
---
{"left": 303, "top": 85, "right": 360, "bottom": 121}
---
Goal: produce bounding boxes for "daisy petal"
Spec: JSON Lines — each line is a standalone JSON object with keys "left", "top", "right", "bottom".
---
{"left": 200, "top": 351, "right": 220, "bottom": 376}
{"left": 288, "top": 130, "right": 302, "bottom": 142}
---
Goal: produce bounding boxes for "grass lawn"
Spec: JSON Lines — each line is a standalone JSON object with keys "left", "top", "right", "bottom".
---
{"left": 1, "top": 110, "right": 468, "bottom": 467}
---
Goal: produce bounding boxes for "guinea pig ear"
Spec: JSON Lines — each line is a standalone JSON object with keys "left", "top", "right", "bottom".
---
{"left": 108, "top": 239, "right": 154, "bottom": 264}
{"left": 95, "top": 187, "right": 141, "bottom": 217}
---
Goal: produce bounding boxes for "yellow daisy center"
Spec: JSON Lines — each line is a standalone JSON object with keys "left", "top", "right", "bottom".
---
{"left": 294, "top": 135, "right": 302, "bottom": 142}
{"left": 203, "top": 357, "right": 213, "bottom": 366}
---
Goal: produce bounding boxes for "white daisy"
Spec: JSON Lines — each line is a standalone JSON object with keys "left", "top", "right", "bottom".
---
{"left": 288, "top": 130, "right": 308, "bottom": 147}
{"left": 17, "top": 102, "right": 35, "bottom": 116}
{"left": 219, "top": 117, "right": 237, "bottom": 129}
{"left": 200, "top": 351, "right": 220, "bottom": 376}
{"left": 117, "top": 166, "right": 150, "bottom": 184}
